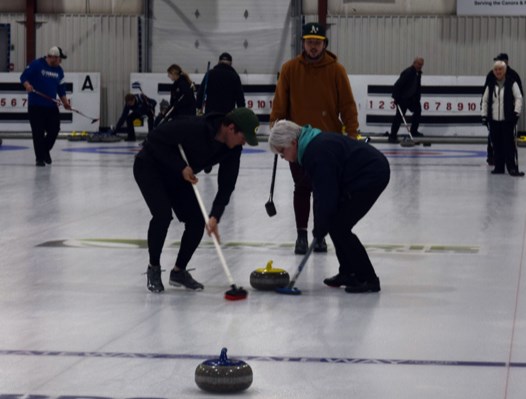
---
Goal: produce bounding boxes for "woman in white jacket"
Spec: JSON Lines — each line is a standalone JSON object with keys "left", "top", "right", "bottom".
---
{"left": 481, "top": 60, "right": 524, "bottom": 176}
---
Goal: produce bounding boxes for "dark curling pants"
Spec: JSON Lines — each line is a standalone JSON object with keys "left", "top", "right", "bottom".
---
{"left": 289, "top": 161, "right": 312, "bottom": 230}
{"left": 489, "top": 120, "right": 519, "bottom": 172}
{"left": 390, "top": 98, "right": 422, "bottom": 137}
{"left": 133, "top": 156, "right": 205, "bottom": 268}
{"left": 329, "top": 163, "right": 390, "bottom": 280}
{"left": 28, "top": 105, "right": 60, "bottom": 162}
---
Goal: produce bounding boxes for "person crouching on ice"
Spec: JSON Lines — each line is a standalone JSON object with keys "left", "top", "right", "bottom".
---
{"left": 268, "top": 120, "right": 390, "bottom": 293}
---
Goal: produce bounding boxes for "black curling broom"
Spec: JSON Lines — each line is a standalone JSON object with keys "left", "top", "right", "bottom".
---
{"left": 275, "top": 239, "right": 315, "bottom": 295}
{"left": 265, "top": 154, "right": 278, "bottom": 217}
{"left": 32, "top": 89, "right": 99, "bottom": 124}
{"left": 178, "top": 144, "right": 248, "bottom": 301}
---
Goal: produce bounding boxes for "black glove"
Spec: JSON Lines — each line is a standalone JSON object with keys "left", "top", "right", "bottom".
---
{"left": 513, "top": 113, "right": 520, "bottom": 125}
{"left": 481, "top": 117, "right": 488, "bottom": 127}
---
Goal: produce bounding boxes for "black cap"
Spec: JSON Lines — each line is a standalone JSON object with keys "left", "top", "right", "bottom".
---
{"left": 494, "top": 53, "right": 509, "bottom": 62}
{"left": 302, "top": 23, "right": 326, "bottom": 40}
{"left": 219, "top": 52, "right": 232, "bottom": 62}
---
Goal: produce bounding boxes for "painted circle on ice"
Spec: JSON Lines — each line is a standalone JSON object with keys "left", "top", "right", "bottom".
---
{"left": 0, "top": 144, "right": 30, "bottom": 151}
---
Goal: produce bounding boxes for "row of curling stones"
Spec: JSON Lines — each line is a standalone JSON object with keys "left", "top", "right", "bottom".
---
{"left": 195, "top": 348, "right": 253, "bottom": 393}
{"left": 67, "top": 131, "right": 88, "bottom": 141}
{"left": 250, "top": 260, "right": 290, "bottom": 290}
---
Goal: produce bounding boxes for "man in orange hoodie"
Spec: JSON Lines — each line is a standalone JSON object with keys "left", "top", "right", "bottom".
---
{"left": 270, "top": 22, "right": 359, "bottom": 255}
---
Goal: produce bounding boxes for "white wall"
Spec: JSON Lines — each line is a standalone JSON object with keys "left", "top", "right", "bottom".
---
{"left": 304, "top": 0, "right": 456, "bottom": 15}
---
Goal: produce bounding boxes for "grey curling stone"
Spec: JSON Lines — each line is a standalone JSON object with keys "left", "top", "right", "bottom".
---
{"left": 400, "top": 136, "right": 415, "bottom": 147}
{"left": 250, "top": 260, "right": 290, "bottom": 291}
{"left": 195, "top": 347, "right": 253, "bottom": 393}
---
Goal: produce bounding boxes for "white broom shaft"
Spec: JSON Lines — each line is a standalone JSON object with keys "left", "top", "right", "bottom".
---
{"left": 178, "top": 145, "right": 236, "bottom": 286}
{"left": 396, "top": 104, "right": 414, "bottom": 141}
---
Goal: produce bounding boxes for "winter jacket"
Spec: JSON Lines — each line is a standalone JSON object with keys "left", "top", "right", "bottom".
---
{"left": 115, "top": 94, "right": 157, "bottom": 131}
{"left": 138, "top": 113, "right": 241, "bottom": 221}
{"left": 392, "top": 65, "right": 422, "bottom": 103}
{"left": 270, "top": 50, "right": 359, "bottom": 138}
{"left": 169, "top": 78, "right": 196, "bottom": 116}
{"left": 20, "top": 57, "right": 66, "bottom": 108}
{"left": 196, "top": 63, "right": 245, "bottom": 114}
{"left": 481, "top": 78, "right": 522, "bottom": 122}
{"left": 300, "top": 132, "right": 390, "bottom": 239}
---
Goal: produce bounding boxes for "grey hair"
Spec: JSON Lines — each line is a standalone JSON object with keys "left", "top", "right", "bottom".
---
{"left": 268, "top": 120, "right": 302, "bottom": 153}
{"left": 493, "top": 60, "right": 507, "bottom": 70}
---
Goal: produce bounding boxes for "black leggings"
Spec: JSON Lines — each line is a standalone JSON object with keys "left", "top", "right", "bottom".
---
{"left": 133, "top": 156, "right": 205, "bottom": 268}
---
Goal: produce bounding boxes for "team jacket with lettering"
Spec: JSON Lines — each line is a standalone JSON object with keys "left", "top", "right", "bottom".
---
{"left": 20, "top": 57, "right": 66, "bottom": 108}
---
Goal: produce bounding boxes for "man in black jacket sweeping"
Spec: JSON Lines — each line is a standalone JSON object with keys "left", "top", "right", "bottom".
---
{"left": 268, "top": 120, "right": 390, "bottom": 293}
{"left": 133, "top": 108, "right": 259, "bottom": 293}
{"left": 388, "top": 57, "right": 424, "bottom": 143}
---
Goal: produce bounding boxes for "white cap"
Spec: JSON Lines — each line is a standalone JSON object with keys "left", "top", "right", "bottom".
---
{"left": 48, "top": 46, "right": 67, "bottom": 59}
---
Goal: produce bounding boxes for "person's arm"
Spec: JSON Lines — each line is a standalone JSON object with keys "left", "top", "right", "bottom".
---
{"left": 114, "top": 105, "right": 130, "bottom": 132}
{"left": 481, "top": 86, "right": 489, "bottom": 125}
{"left": 195, "top": 73, "right": 208, "bottom": 111}
{"left": 20, "top": 61, "right": 36, "bottom": 92}
{"left": 234, "top": 75, "right": 246, "bottom": 108}
{"left": 512, "top": 82, "right": 523, "bottom": 117}
{"left": 210, "top": 146, "right": 242, "bottom": 222}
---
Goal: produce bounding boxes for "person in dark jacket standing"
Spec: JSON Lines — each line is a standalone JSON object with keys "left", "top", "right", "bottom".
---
{"left": 134, "top": 108, "right": 259, "bottom": 293}
{"left": 20, "top": 46, "right": 72, "bottom": 166}
{"left": 268, "top": 120, "right": 390, "bottom": 293}
{"left": 481, "top": 60, "right": 523, "bottom": 176}
{"left": 114, "top": 93, "right": 157, "bottom": 141}
{"left": 166, "top": 64, "right": 196, "bottom": 118}
{"left": 483, "top": 53, "right": 524, "bottom": 165}
{"left": 196, "top": 52, "right": 245, "bottom": 115}
{"left": 196, "top": 52, "right": 246, "bottom": 173}
{"left": 388, "top": 57, "right": 424, "bottom": 143}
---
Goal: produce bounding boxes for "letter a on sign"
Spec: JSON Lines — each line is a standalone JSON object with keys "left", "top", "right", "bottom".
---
{"left": 82, "top": 75, "right": 94, "bottom": 91}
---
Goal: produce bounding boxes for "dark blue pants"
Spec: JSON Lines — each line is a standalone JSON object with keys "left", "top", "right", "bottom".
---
{"left": 28, "top": 105, "right": 60, "bottom": 162}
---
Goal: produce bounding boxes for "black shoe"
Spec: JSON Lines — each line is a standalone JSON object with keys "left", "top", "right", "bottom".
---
{"left": 323, "top": 273, "right": 354, "bottom": 288}
{"left": 344, "top": 276, "right": 381, "bottom": 293}
{"left": 294, "top": 234, "right": 308, "bottom": 255}
{"left": 412, "top": 132, "right": 424, "bottom": 137}
{"left": 169, "top": 269, "right": 204, "bottom": 290}
{"left": 509, "top": 170, "right": 525, "bottom": 177}
{"left": 387, "top": 136, "right": 399, "bottom": 143}
{"left": 36, "top": 160, "right": 45, "bottom": 167}
{"left": 491, "top": 169, "right": 505, "bottom": 174}
{"left": 146, "top": 265, "right": 164, "bottom": 293}
{"left": 204, "top": 166, "right": 212, "bottom": 174}
{"left": 44, "top": 153, "right": 52, "bottom": 164}
{"left": 313, "top": 237, "right": 327, "bottom": 253}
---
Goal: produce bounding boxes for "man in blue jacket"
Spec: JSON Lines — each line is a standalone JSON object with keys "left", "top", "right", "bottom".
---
{"left": 269, "top": 120, "right": 390, "bottom": 293}
{"left": 20, "top": 46, "right": 71, "bottom": 166}
{"left": 134, "top": 108, "right": 259, "bottom": 293}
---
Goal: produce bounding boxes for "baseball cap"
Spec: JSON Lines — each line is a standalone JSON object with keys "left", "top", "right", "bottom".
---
{"left": 302, "top": 23, "right": 326, "bottom": 40}
{"left": 494, "top": 53, "right": 509, "bottom": 62}
{"left": 48, "top": 46, "right": 67, "bottom": 59}
{"left": 219, "top": 52, "right": 233, "bottom": 62}
{"left": 226, "top": 107, "right": 259, "bottom": 146}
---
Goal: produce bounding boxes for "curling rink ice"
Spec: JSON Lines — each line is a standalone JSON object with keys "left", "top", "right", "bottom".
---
{"left": 1, "top": 135, "right": 526, "bottom": 399}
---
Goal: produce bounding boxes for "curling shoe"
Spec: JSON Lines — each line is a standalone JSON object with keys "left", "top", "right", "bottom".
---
{"left": 169, "top": 269, "right": 204, "bottom": 290}
{"left": 509, "top": 170, "right": 525, "bottom": 177}
{"left": 412, "top": 131, "right": 424, "bottom": 137}
{"left": 344, "top": 276, "right": 381, "bottom": 293}
{"left": 387, "top": 136, "right": 399, "bottom": 143}
{"left": 146, "top": 265, "right": 164, "bottom": 293}
{"left": 313, "top": 237, "right": 328, "bottom": 253}
{"left": 294, "top": 232, "right": 308, "bottom": 255}
{"left": 323, "top": 273, "right": 354, "bottom": 288}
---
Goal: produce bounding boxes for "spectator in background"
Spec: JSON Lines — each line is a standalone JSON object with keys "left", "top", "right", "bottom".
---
{"left": 196, "top": 52, "right": 246, "bottom": 173}
{"left": 388, "top": 57, "right": 424, "bottom": 143}
{"left": 483, "top": 53, "right": 524, "bottom": 165}
{"left": 481, "top": 60, "right": 523, "bottom": 177}
{"left": 20, "top": 46, "right": 72, "bottom": 167}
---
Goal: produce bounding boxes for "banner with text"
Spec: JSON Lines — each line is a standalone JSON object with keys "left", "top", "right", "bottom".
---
{"left": 457, "top": 0, "right": 526, "bottom": 16}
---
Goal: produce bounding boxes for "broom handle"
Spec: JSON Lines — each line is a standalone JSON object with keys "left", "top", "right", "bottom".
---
{"left": 178, "top": 145, "right": 236, "bottom": 286}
